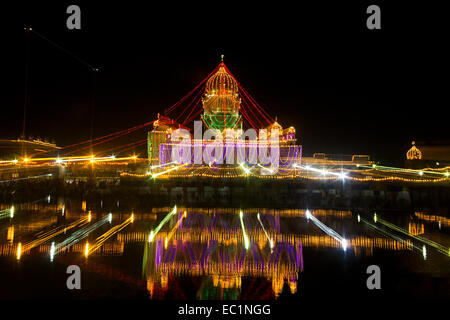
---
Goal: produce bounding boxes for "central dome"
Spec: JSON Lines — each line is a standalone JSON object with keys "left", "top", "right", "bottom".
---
{"left": 205, "top": 62, "right": 239, "bottom": 95}
{"left": 202, "top": 62, "right": 242, "bottom": 130}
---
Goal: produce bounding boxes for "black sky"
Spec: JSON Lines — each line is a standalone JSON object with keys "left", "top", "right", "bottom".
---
{"left": 3, "top": 1, "right": 449, "bottom": 164}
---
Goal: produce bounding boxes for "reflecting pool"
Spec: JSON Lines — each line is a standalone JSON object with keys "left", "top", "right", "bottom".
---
{"left": 1, "top": 198, "right": 449, "bottom": 300}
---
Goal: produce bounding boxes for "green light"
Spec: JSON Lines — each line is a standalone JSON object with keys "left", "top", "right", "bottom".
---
{"left": 202, "top": 114, "right": 240, "bottom": 130}
{"left": 361, "top": 164, "right": 449, "bottom": 177}
{"left": 376, "top": 214, "right": 450, "bottom": 257}
{"left": 148, "top": 205, "right": 177, "bottom": 243}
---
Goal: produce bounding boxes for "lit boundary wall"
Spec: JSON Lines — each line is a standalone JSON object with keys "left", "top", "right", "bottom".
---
{"left": 158, "top": 141, "right": 301, "bottom": 169}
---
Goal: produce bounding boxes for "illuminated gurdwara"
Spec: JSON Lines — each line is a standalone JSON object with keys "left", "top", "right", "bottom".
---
{"left": 148, "top": 60, "right": 302, "bottom": 176}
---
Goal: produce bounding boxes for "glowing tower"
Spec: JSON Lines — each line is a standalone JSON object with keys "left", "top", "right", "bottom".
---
{"left": 201, "top": 61, "right": 242, "bottom": 131}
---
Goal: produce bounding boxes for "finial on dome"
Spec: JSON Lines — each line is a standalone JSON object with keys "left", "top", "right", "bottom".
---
{"left": 412, "top": 140, "right": 415, "bottom": 146}
{"left": 221, "top": 54, "right": 224, "bottom": 62}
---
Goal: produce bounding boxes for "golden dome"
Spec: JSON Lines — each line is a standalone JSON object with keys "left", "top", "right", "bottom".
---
{"left": 266, "top": 117, "right": 283, "bottom": 131}
{"left": 202, "top": 62, "right": 242, "bottom": 130}
{"left": 205, "top": 62, "right": 238, "bottom": 95}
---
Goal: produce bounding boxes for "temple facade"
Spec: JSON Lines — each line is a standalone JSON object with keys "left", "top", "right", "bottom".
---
{"left": 148, "top": 61, "right": 302, "bottom": 174}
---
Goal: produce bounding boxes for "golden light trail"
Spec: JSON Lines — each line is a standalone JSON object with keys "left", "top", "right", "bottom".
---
{"left": 239, "top": 210, "right": 250, "bottom": 250}
{"left": 16, "top": 242, "right": 22, "bottom": 260}
{"left": 148, "top": 205, "right": 177, "bottom": 243}
{"left": 374, "top": 214, "right": 450, "bottom": 257}
{"left": 300, "top": 165, "right": 347, "bottom": 179}
{"left": 151, "top": 164, "right": 188, "bottom": 178}
{"left": 6, "top": 155, "right": 136, "bottom": 164}
{"left": 415, "top": 212, "right": 450, "bottom": 228}
{"left": 51, "top": 214, "right": 111, "bottom": 260}
{"left": 149, "top": 161, "right": 177, "bottom": 170}
{"left": 360, "top": 217, "right": 424, "bottom": 257}
{"left": 306, "top": 209, "right": 348, "bottom": 251}
{"left": 360, "top": 164, "right": 449, "bottom": 177}
{"left": 257, "top": 213, "right": 274, "bottom": 249}
{"left": 0, "top": 206, "right": 14, "bottom": 220}
{"left": 164, "top": 211, "right": 187, "bottom": 246}
{"left": 17, "top": 215, "right": 90, "bottom": 260}
{"left": 86, "top": 214, "right": 134, "bottom": 256}
{"left": 0, "top": 160, "right": 19, "bottom": 164}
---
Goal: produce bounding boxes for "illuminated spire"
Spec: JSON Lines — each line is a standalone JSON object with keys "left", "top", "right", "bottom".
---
{"left": 202, "top": 58, "right": 242, "bottom": 130}
{"left": 221, "top": 54, "right": 224, "bottom": 62}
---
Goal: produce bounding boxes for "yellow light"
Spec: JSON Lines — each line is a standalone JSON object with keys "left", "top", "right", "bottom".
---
{"left": 17, "top": 242, "right": 22, "bottom": 260}
{"left": 131, "top": 214, "right": 134, "bottom": 223}
{"left": 23, "top": 158, "right": 29, "bottom": 162}
{"left": 88, "top": 211, "right": 92, "bottom": 222}
{"left": 149, "top": 230, "right": 154, "bottom": 243}
{"left": 85, "top": 242, "right": 89, "bottom": 257}
{"left": 164, "top": 237, "right": 168, "bottom": 249}
{"left": 239, "top": 210, "right": 250, "bottom": 249}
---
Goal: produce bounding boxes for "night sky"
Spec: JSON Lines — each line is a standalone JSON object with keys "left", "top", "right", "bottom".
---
{"left": 3, "top": 1, "right": 448, "bottom": 164}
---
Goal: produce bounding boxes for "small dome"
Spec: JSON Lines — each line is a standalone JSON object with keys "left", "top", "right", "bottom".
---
{"left": 266, "top": 117, "right": 283, "bottom": 131}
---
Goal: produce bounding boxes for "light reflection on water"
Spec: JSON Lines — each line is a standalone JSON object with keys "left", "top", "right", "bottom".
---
{"left": 0, "top": 200, "right": 450, "bottom": 300}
